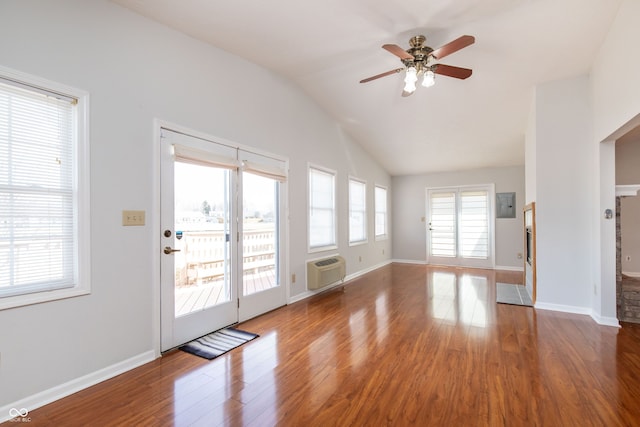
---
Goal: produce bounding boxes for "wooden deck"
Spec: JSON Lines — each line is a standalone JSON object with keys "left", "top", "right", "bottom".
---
{"left": 175, "top": 267, "right": 277, "bottom": 316}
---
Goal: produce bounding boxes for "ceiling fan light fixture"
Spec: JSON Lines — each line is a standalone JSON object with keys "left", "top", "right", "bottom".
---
{"left": 404, "top": 66, "right": 418, "bottom": 93}
{"left": 422, "top": 70, "right": 435, "bottom": 88}
{"left": 360, "top": 34, "right": 474, "bottom": 97}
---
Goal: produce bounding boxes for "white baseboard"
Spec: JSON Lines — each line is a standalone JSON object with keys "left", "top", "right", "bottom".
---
{"left": 534, "top": 302, "right": 620, "bottom": 328}
{"left": 495, "top": 265, "right": 524, "bottom": 272}
{"left": 288, "top": 259, "right": 392, "bottom": 304}
{"left": 590, "top": 313, "right": 621, "bottom": 328}
{"left": 622, "top": 271, "right": 640, "bottom": 278}
{"left": 391, "top": 259, "right": 427, "bottom": 265}
{"left": 392, "top": 260, "right": 522, "bottom": 272}
{"left": 344, "top": 260, "right": 392, "bottom": 282}
{"left": 0, "top": 350, "right": 157, "bottom": 423}
{"left": 534, "top": 302, "right": 592, "bottom": 316}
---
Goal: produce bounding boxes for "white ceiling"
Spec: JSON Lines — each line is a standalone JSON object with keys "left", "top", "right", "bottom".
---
{"left": 112, "top": 0, "right": 622, "bottom": 176}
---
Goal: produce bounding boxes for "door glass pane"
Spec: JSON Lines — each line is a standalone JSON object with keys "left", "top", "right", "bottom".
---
{"left": 243, "top": 172, "right": 279, "bottom": 296}
{"left": 460, "top": 191, "right": 489, "bottom": 259}
{"left": 173, "top": 161, "right": 231, "bottom": 317}
{"left": 430, "top": 192, "right": 456, "bottom": 257}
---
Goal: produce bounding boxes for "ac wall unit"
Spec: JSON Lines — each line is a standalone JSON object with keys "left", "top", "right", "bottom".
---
{"left": 307, "top": 256, "right": 346, "bottom": 290}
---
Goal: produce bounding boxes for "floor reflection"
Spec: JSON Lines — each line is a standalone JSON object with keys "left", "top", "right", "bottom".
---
{"left": 375, "top": 291, "right": 389, "bottom": 345}
{"left": 429, "top": 271, "right": 458, "bottom": 324}
{"left": 427, "top": 269, "right": 488, "bottom": 328}
{"left": 348, "top": 308, "right": 368, "bottom": 370}
{"left": 459, "top": 275, "right": 488, "bottom": 328}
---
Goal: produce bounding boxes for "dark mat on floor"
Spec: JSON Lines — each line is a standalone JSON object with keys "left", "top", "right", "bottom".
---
{"left": 179, "top": 327, "right": 259, "bottom": 360}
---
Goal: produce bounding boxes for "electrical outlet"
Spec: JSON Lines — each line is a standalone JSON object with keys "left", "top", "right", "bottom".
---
{"left": 359, "top": 256, "right": 362, "bottom": 262}
{"left": 122, "top": 210, "right": 145, "bottom": 226}
{"left": 291, "top": 273, "right": 296, "bottom": 283}
{"left": 382, "top": 249, "right": 385, "bottom": 255}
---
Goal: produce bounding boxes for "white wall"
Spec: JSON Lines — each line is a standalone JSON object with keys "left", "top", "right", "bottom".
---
{"left": 616, "top": 137, "right": 640, "bottom": 275}
{"left": 525, "top": 0, "right": 640, "bottom": 324}
{"left": 591, "top": 0, "right": 640, "bottom": 322}
{"left": 591, "top": 1, "right": 640, "bottom": 144}
{"left": 392, "top": 165, "right": 525, "bottom": 269}
{"left": 525, "top": 91, "right": 537, "bottom": 203}
{"left": 0, "top": 0, "right": 390, "bottom": 411}
{"left": 532, "top": 76, "right": 593, "bottom": 311}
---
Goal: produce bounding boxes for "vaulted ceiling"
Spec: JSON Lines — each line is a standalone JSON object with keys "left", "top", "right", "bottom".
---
{"left": 112, "top": 0, "right": 622, "bottom": 176}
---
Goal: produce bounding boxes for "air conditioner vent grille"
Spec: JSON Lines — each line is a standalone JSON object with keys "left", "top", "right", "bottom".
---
{"left": 315, "top": 258, "right": 339, "bottom": 267}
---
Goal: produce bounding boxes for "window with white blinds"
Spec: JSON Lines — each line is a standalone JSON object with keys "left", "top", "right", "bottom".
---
{"left": 349, "top": 178, "right": 366, "bottom": 244}
{"left": 375, "top": 185, "right": 387, "bottom": 239}
{"left": 308, "top": 165, "right": 336, "bottom": 250}
{"left": 0, "top": 69, "right": 89, "bottom": 309}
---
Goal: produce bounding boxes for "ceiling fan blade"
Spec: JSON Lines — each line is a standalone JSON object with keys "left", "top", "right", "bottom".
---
{"left": 434, "top": 64, "right": 473, "bottom": 79}
{"left": 360, "top": 68, "right": 404, "bottom": 84}
{"left": 430, "top": 35, "right": 475, "bottom": 60}
{"left": 382, "top": 44, "right": 414, "bottom": 60}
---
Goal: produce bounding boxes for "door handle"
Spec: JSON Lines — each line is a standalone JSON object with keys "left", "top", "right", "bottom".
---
{"left": 164, "top": 246, "right": 181, "bottom": 254}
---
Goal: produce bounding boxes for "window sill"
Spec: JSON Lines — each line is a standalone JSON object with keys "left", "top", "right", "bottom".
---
{"left": 308, "top": 244, "right": 338, "bottom": 254}
{"left": 0, "top": 286, "right": 90, "bottom": 311}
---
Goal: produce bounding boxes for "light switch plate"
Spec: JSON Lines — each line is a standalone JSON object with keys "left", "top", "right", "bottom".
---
{"left": 122, "top": 210, "right": 145, "bottom": 226}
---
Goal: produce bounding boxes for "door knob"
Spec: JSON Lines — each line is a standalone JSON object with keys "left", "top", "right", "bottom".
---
{"left": 164, "top": 246, "right": 181, "bottom": 254}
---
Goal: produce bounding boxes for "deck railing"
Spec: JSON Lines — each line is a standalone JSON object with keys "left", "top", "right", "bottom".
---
{"left": 174, "top": 228, "right": 275, "bottom": 287}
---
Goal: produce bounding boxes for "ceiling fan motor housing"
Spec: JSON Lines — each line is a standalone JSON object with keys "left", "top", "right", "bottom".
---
{"left": 405, "top": 35, "right": 434, "bottom": 71}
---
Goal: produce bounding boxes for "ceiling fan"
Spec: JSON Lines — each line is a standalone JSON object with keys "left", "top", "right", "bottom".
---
{"left": 360, "top": 34, "right": 475, "bottom": 96}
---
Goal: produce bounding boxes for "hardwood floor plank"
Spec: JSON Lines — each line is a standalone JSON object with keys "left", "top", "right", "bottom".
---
{"left": 7, "top": 264, "right": 640, "bottom": 426}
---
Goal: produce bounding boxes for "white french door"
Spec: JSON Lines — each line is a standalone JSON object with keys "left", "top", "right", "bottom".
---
{"left": 160, "top": 128, "right": 287, "bottom": 351}
{"left": 426, "top": 186, "right": 494, "bottom": 269}
{"left": 237, "top": 149, "right": 287, "bottom": 322}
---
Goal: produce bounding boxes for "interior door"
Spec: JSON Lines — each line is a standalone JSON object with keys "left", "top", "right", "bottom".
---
{"left": 427, "top": 186, "right": 494, "bottom": 269}
{"left": 160, "top": 129, "right": 239, "bottom": 351}
{"left": 238, "top": 150, "right": 287, "bottom": 321}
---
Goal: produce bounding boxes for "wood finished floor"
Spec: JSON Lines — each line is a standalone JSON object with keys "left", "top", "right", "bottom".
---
{"left": 9, "top": 264, "right": 640, "bottom": 426}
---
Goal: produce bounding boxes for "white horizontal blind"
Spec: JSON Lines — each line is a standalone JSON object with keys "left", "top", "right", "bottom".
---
{"left": 459, "top": 190, "right": 489, "bottom": 259}
{"left": 309, "top": 166, "right": 335, "bottom": 249}
{"left": 375, "top": 186, "right": 387, "bottom": 237}
{"left": 173, "top": 144, "right": 240, "bottom": 170}
{"left": 0, "top": 79, "right": 76, "bottom": 297}
{"left": 242, "top": 160, "right": 287, "bottom": 182}
{"left": 430, "top": 192, "right": 456, "bottom": 257}
{"left": 349, "top": 178, "right": 366, "bottom": 243}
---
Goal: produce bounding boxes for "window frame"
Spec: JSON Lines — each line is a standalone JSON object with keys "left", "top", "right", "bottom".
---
{"left": 348, "top": 176, "right": 367, "bottom": 246}
{"left": 307, "top": 163, "right": 337, "bottom": 253}
{"left": 0, "top": 65, "right": 91, "bottom": 310}
{"left": 374, "top": 185, "right": 388, "bottom": 241}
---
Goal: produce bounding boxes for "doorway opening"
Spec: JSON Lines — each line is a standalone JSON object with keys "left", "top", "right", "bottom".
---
{"left": 614, "top": 125, "right": 640, "bottom": 322}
